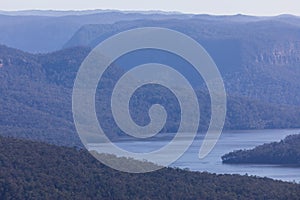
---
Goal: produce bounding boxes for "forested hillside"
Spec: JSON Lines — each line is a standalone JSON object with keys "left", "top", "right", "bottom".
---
{"left": 0, "top": 11, "right": 300, "bottom": 199}
{"left": 222, "top": 134, "right": 300, "bottom": 165}
{"left": 65, "top": 16, "right": 300, "bottom": 106}
{"left": 1, "top": 44, "right": 300, "bottom": 146}
{"left": 0, "top": 136, "right": 299, "bottom": 199}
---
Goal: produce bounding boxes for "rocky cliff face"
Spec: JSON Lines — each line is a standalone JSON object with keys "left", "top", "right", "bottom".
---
{"left": 254, "top": 41, "right": 300, "bottom": 65}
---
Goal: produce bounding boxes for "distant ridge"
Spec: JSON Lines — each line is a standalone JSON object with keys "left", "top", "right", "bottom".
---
{"left": 0, "top": 10, "right": 299, "bottom": 52}
{"left": 0, "top": 10, "right": 193, "bottom": 53}
{"left": 0, "top": 9, "right": 186, "bottom": 17}
{"left": 0, "top": 9, "right": 299, "bottom": 17}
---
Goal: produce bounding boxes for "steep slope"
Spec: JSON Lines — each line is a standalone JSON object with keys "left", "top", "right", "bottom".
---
{"left": 64, "top": 17, "right": 300, "bottom": 106}
{"left": 1, "top": 45, "right": 300, "bottom": 146}
{"left": 0, "top": 45, "right": 83, "bottom": 146}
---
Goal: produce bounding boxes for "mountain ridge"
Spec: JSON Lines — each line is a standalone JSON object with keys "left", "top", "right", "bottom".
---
{"left": 1, "top": 45, "right": 300, "bottom": 146}
{"left": 64, "top": 17, "right": 300, "bottom": 106}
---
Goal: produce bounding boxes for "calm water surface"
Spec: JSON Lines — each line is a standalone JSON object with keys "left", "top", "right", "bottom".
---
{"left": 90, "top": 129, "right": 300, "bottom": 182}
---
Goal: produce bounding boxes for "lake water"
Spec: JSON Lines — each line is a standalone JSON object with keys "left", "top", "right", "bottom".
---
{"left": 89, "top": 129, "right": 300, "bottom": 182}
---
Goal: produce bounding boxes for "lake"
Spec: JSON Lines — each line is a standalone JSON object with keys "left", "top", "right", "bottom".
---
{"left": 89, "top": 129, "right": 300, "bottom": 182}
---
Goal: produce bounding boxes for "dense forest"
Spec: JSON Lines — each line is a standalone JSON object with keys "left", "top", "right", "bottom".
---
{"left": 222, "top": 134, "right": 300, "bottom": 165}
{"left": 0, "top": 136, "right": 299, "bottom": 199}
{"left": 1, "top": 45, "right": 300, "bottom": 147}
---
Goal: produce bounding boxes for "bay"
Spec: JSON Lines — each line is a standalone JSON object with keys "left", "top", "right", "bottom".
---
{"left": 89, "top": 129, "right": 300, "bottom": 182}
